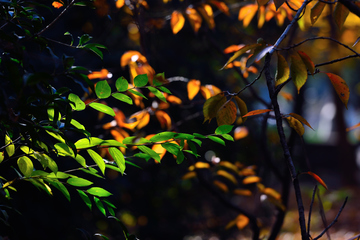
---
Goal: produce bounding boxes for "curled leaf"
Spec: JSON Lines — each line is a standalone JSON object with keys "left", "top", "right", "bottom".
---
{"left": 305, "top": 171, "right": 328, "bottom": 190}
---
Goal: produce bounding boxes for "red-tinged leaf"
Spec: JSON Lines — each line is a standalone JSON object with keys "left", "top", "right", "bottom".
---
{"left": 186, "top": 7, "right": 202, "bottom": 33}
{"left": 216, "top": 100, "right": 237, "bottom": 126}
{"left": 221, "top": 43, "right": 261, "bottom": 70}
{"left": 325, "top": 73, "right": 349, "bottom": 109}
{"left": 297, "top": 51, "right": 315, "bottom": 74}
{"left": 242, "top": 109, "right": 272, "bottom": 118}
{"left": 52, "top": 1, "right": 64, "bottom": 8}
{"left": 311, "top": 1, "right": 326, "bottom": 25}
{"left": 289, "top": 113, "right": 314, "bottom": 130}
{"left": 333, "top": 3, "right": 350, "bottom": 29}
{"left": 286, "top": 116, "right": 305, "bottom": 136}
{"left": 274, "top": 0, "right": 286, "bottom": 10}
{"left": 171, "top": 11, "right": 185, "bottom": 34}
{"left": 258, "top": 0, "right": 270, "bottom": 6}
{"left": 203, "top": 92, "right": 226, "bottom": 123}
{"left": 187, "top": 79, "right": 201, "bottom": 100}
{"left": 238, "top": 4, "right": 258, "bottom": 27}
{"left": 290, "top": 53, "right": 308, "bottom": 93}
{"left": 275, "top": 53, "right": 290, "bottom": 86}
{"left": 346, "top": 122, "right": 360, "bottom": 132}
{"left": 210, "top": 0, "right": 230, "bottom": 16}
{"left": 306, "top": 171, "right": 328, "bottom": 190}
{"left": 233, "top": 189, "right": 252, "bottom": 196}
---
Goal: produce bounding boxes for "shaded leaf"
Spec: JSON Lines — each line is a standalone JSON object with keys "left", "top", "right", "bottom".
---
{"left": 233, "top": 189, "right": 252, "bottom": 196}
{"left": 334, "top": 3, "right": 349, "bottom": 29}
{"left": 221, "top": 44, "right": 260, "bottom": 70}
{"left": 275, "top": 53, "right": 290, "bottom": 86}
{"left": 306, "top": 171, "right": 328, "bottom": 190}
{"left": 216, "top": 100, "right": 237, "bottom": 126}
{"left": 290, "top": 53, "right": 308, "bottom": 93}
{"left": 187, "top": 79, "right": 201, "bottom": 100}
{"left": 17, "top": 156, "right": 33, "bottom": 177}
{"left": 203, "top": 92, "right": 226, "bottom": 123}
{"left": 311, "top": 1, "right": 326, "bottom": 25}
{"left": 215, "top": 125, "right": 234, "bottom": 135}
{"left": 198, "top": 4, "right": 215, "bottom": 29}
{"left": 94, "top": 197, "right": 106, "bottom": 216}
{"left": 171, "top": 11, "right": 185, "bottom": 34}
{"left": 87, "top": 149, "right": 105, "bottom": 175}
{"left": 210, "top": 0, "right": 230, "bottom": 16}
{"left": 286, "top": 116, "right": 305, "bottom": 136}
{"left": 297, "top": 51, "right": 315, "bottom": 74}
{"left": 89, "top": 103, "right": 115, "bottom": 116}
{"left": 325, "top": 73, "right": 349, "bottom": 109}
{"left": 258, "top": 0, "right": 270, "bottom": 6}
{"left": 87, "top": 187, "right": 112, "bottom": 197}
{"left": 95, "top": 80, "right": 111, "bottom": 99}
{"left": 274, "top": 0, "right": 285, "bottom": 10}
{"left": 47, "top": 179, "right": 70, "bottom": 201}
{"left": 234, "top": 96, "right": 248, "bottom": 123}
{"left": 213, "top": 180, "right": 228, "bottom": 192}
{"left": 346, "top": 122, "right": 360, "bottom": 132}
{"left": 289, "top": 113, "right": 314, "bottom": 130}
{"left": 242, "top": 109, "right": 272, "bottom": 117}
{"left": 243, "top": 176, "right": 261, "bottom": 184}
{"left": 185, "top": 7, "right": 202, "bottom": 33}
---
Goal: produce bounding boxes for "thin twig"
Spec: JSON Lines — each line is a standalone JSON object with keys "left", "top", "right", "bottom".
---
{"left": 236, "top": 66, "right": 265, "bottom": 96}
{"left": 307, "top": 185, "right": 318, "bottom": 238}
{"left": 315, "top": 54, "right": 358, "bottom": 67}
{"left": 313, "top": 197, "right": 348, "bottom": 240}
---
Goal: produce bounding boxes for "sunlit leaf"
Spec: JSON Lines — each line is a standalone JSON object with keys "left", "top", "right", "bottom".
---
{"left": 242, "top": 109, "right": 272, "bottom": 117}
{"left": 67, "top": 177, "right": 93, "bottom": 187}
{"left": 109, "top": 147, "right": 126, "bottom": 175}
{"left": 233, "top": 189, "right": 252, "bottom": 196}
{"left": 155, "top": 110, "right": 172, "bottom": 129}
{"left": 120, "top": 51, "right": 147, "bottom": 68}
{"left": 87, "top": 149, "right": 105, "bottom": 175}
{"left": 236, "top": 214, "right": 249, "bottom": 230}
{"left": 134, "top": 74, "right": 148, "bottom": 87}
{"left": 71, "top": 119, "right": 85, "bottom": 130}
{"left": 5, "top": 135, "right": 15, "bottom": 157}
{"left": 311, "top": 1, "right": 326, "bottom": 25}
{"left": 148, "top": 87, "right": 167, "bottom": 102}
{"left": 116, "top": 77, "right": 128, "bottom": 92}
{"left": 112, "top": 93, "right": 133, "bottom": 105}
{"left": 54, "top": 143, "right": 75, "bottom": 157}
{"left": 305, "top": 171, "right": 328, "bottom": 190}
{"left": 242, "top": 176, "right": 261, "bottom": 184}
{"left": 210, "top": 0, "right": 230, "bottom": 16}
{"left": 52, "top": 1, "right": 64, "bottom": 8}
{"left": 68, "top": 93, "right": 86, "bottom": 111}
{"left": 138, "top": 145, "right": 161, "bottom": 162}
{"left": 288, "top": 113, "right": 314, "bottom": 130}
{"left": 333, "top": 3, "right": 349, "bottom": 29}
{"left": 17, "top": 156, "right": 33, "bottom": 177}
{"left": 200, "top": 85, "right": 222, "bottom": 100}
{"left": 286, "top": 116, "right": 305, "bottom": 136}
{"left": 0, "top": 152, "right": 4, "bottom": 164}
{"left": 275, "top": 53, "right": 290, "bottom": 86}
{"left": 216, "top": 100, "right": 237, "bottom": 126}
{"left": 234, "top": 126, "right": 249, "bottom": 140}
{"left": 297, "top": 51, "right": 315, "bottom": 74}
{"left": 88, "top": 69, "right": 109, "bottom": 80}
{"left": 290, "top": 53, "right": 308, "bottom": 93}
{"left": 221, "top": 44, "right": 260, "bottom": 70}
{"left": 87, "top": 187, "right": 112, "bottom": 197}
{"left": 346, "top": 122, "right": 360, "bottom": 132}
{"left": 234, "top": 96, "right": 248, "bottom": 123}
{"left": 215, "top": 125, "right": 234, "bottom": 135}
{"left": 116, "top": 0, "right": 125, "bottom": 8}
{"left": 89, "top": 103, "right": 115, "bottom": 116}
{"left": 187, "top": 79, "right": 201, "bottom": 100}
{"left": 150, "top": 132, "right": 176, "bottom": 142}
{"left": 325, "top": 73, "right": 349, "bottom": 109}
{"left": 238, "top": 4, "right": 258, "bottom": 27}
{"left": 208, "top": 136, "right": 225, "bottom": 146}
{"left": 95, "top": 80, "right": 111, "bottom": 99}
{"left": 217, "top": 170, "right": 238, "bottom": 185}
{"left": 77, "top": 190, "right": 92, "bottom": 209}
{"left": 171, "top": 11, "right": 185, "bottom": 34}
{"left": 34, "top": 152, "right": 58, "bottom": 173}
{"left": 47, "top": 179, "right": 70, "bottom": 201}
{"left": 213, "top": 180, "right": 228, "bottom": 192}
{"left": 185, "top": 7, "right": 202, "bottom": 33}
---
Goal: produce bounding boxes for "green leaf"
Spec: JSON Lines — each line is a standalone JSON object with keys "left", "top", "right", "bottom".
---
{"left": 87, "top": 187, "right": 112, "bottom": 197}
{"left": 79, "top": 168, "right": 103, "bottom": 179}
{"left": 176, "top": 151, "right": 185, "bottom": 164}
{"left": 54, "top": 143, "right": 75, "bottom": 157}
{"left": 112, "top": 93, "right": 133, "bottom": 105}
{"left": 70, "top": 119, "right": 85, "bottom": 130}
{"left": 116, "top": 77, "right": 128, "bottom": 92}
{"left": 94, "top": 197, "right": 107, "bottom": 216}
{"left": 77, "top": 189, "right": 92, "bottom": 210}
{"left": 158, "top": 86, "right": 171, "bottom": 94}
{"left": 161, "top": 142, "right": 180, "bottom": 156}
{"left": 33, "top": 152, "right": 58, "bottom": 173}
{"left": 47, "top": 179, "right": 70, "bottom": 201}
{"left": 148, "top": 87, "right": 167, "bottom": 102}
{"left": 193, "top": 133, "right": 206, "bottom": 139}
{"left": 290, "top": 53, "right": 308, "bottom": 93}
{"left": 46, "top": 130, "right": 66, "bottom": 143}
{"left": 95, "top": 80, "right": 111, "bottom": 99}
{"left": 150, "top": 132, "right": 176, "bottom": 142}
{"left": 208, "top": 136, "right": 226, "bottom": 146}
{"left": 122, "top": 136, "right": 137, "bottom": 145}
{"left": 215, "top": 125, "right": 234, "bottom": 135}
{"left": 203, "top": 92, "right": 226, "bottom": 123}
{"left": 99, "top": 140, "right": 127, "bottom": 148}
{"left": 83, "top": 43, "right": 105, "bottom": 59}
{"left": 275, "top": 53, "right": 290, "bottom": 86}
{"left": 108, "top": 147, "right": 126, "bottom": 175}
{"left": 102, "top": 199, "right": 116, "bottom": 209}
{"left": 5, "top": 135, "right": 15, "bottom": 157}
{"left": 47, "top": 171, "right": 70, "bottom": 179}
{"left": 94, "top": 233, "right": 109, "bottom": 240}
{"left": 133, "top": 153, "right": 152, "bottom": 161}
{"left": 89, "top": 103, "right": 115, "bottom": 117}
{"left": 134, "top": 74, "right": 148, "bottom": 87}
{"left": 174, "top": 133, "right": 195, "bottom": 140}
{"left": 138, "top": 145, "right": 160, "bottom": 162}
{"left": 47, "top": 108, "right": 61, "bottom": 121}
{"left": 87, "top": 149, "right": 105, "bottom": 175}
{"left": 68, "top": 93, "right": 86, "bottom": 111}
{"left": 127, "top": 89, "right": 147, "bottom": 99}
{"left": 79, "top": 34, "right": 92, "bottom": 46}
{"left": 67, "top": 177, "right": 93, "bottom": 187}
{"left": 190, "top": 138, "right": 202, "bottom": 146}
{"left": 75, "top": 154, "right": 87, "bottom": 167}
{"left": 17, "top": 156, "right": 33, "bottom": 177}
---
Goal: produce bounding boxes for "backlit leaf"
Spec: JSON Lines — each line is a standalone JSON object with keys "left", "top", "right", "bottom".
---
{"left": 54, "top": 143, "right": 75, "bottom": 157}
{"left": 109, "top": 147, "right": 126, "bottom": 175}
{"left": 242, "top": 176, "right": 261, "bottom": 184}
{"left": 87, "top": 149, "right": 105, "bottom": 175}
{"left": 234, "top": 96, "right": 248, "bottom": 123}
{"left": 297, "top": 51, "right": 315, "bottom": 74}
{"left": 289, "top": 113, "right": 314, "bottom": 130}
{"left": 242, "top": 109, "right": 272, "bottom": 117}
{"left": 155, "top": 110, "right": 172, "bottom": 130}
{"left": 134, "top": 74, "right": 148, "bottom": 87}
{"left": 112, "top": 93, "right": 133, "bottom": 105}
{"left": 198, "top": 4, "right": 215, "bottom": 29}
{"left": 210, "top": 0, "right": 230, "bottom": 16}
{"left": 138, "top": 145, "right": 161, "bottom": 162}
{"left": 186, "top": 7, "right": 202, "bottom": 33}
{"left": 203, "top": 92, "right": 226, "bottom": 123}
{"left": 333, "top": 3, "right": 349, "bottom": 29}
{"left": 116, "top": 0, "right": 124, "bottom": 8}
{"left": 217, "top": 170, "right": 238, "bottom": 185}
{"left": 150, "top": 132, "right": 176, "bottom": 142}
{"left": 258, "top": 0, "right": 270, "bottom": 6}
{"left": 194, "top": 162, "right": 210, "bottom": 169}
{"left": 219, "top": 161, "right": 238, "bottom": 173}
{"left": 171, "top": 11, "right": 185, "bottom": 34}
{"left": 216, "top": 100, "right": 237, "bottom": 126}
{"left": 311, "top": 1, "right": 326, "bottom": 25}
{"left": 128, "top": 89, "right": 147, "bottom": 99}
{"left": 215, "top": 125, "right": 234, "bottom": 135}
{"left": 5, "top": 135, "right": 15, "bottom": 157}
{"left": 286, "top": 116, "right": 305, "bottom": 136}
{"left": 116, "top": 77, "right": 128, "bottom": 92}
{"left": 89, "top": 103, "right": 115, "bottom": 116}
{"left": 94, "top": 197, "right": 106, "bottom": 216}
{"left": 87, "top": 187, "right": 112, "bottom": 197}
{"left": 95, "top": 80, "right": 111, "bottom": 99}
{"left": 275, "top": 53, "right": 290, "bottom": 86}
{"left": 47, "top": 179, "right": 70, "bottom": 201}
{"left": 67, "top": 177, "right": 93, "bottom": 187}
{"left": 17, "top": 156, "right": 33, "bottom": 177}
{"left": 306, "top": 171, "right": 328, "bottom": 190}
{"left": 148, "top": 87, "right": 167, "bottom": 102}
{"left": 187, "top": 79, "right": 201, "bottom": 100}
{"left": 77, "top": 189, "right": 92, "bottom": 209}
{"left": 0, "top": 152, "right": 4, "bottom": 164}
{"left": 236, "top": 214, "right": 249, "bottom": 230}
{"left": 68, "top": 93, "right": 86, "bottom": 111}
{"left": 290, "top": 53, "right": 308, "bottom": 93}
{"left": 234, "top": 126, "right": 249, "bottom": 140}
{"left": 238, "top": 4, "right": 258, "bottom": 27}
{"left": 325, "top": 73, "right": 349, "bottom": 109}
{"left": 221, "top": 44, "right": 260, "bottom": 70}
{"left": 208, "top": 136, "right": 225, "bottom": 146}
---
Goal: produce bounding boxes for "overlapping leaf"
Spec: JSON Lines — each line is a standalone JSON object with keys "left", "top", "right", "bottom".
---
{"left": 290, "top": 52, "right": 308, "bottom": 93}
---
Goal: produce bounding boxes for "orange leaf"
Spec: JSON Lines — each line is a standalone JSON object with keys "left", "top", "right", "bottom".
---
{"left": 213, "top": 180, "right": 228, "bottom": 192}
{"left": 120, "top": 51, "right": 147, "bottom": 68}
{"left": 88, "top": 69, "right": 110, "bottom": 80}
{"left": 233, "top": 189, "right": 252, "bottom": 196}
{"left": 242, "top": 109, "right": 272, "bottom": 117}
{"left": 242, "top": 176, "right": 261, "bottom": 184}
{"left": 221, "top": 43, "right": 261, "bottom": 70}
{"left": 286, "top": 116, "right": 305, "bottom": 136}
{"left": 297, "top": 50, "right": 315, "bottom": 74}
{"left": 52, "top": 1, "right": 64, "bottom": 8}
{"left": 171, "top": 11, "right": 185, "bottom": 34}
{"left": 306, "top": 171, "right": 328, "bottom": 190}
{"left": 219, "top": 161, "right": 238, "bottom": 173}
{"left": 166, "top": 95, "right": 182, "bottom": 104}
{"left": 310, "top": 1, "right": 326, "bottom": 25}
{"left": 236, "top": 214, "right": 249, "bottom": 230}
{"left": 155, "top": 110, "right": 172, "bottom": 129}
{"left": 203, "top": 92, "right": 226, "bottom": 123}
{"left": 116, "top": 0, "right": 125, "bottom": 8}
{"left": 185, "top": 7, "right": 202, "bottom": 33}
{"left": 198, "top": 4, "right": 215, "bottom": 29}
{"left": 258, "top": 0, "right": 270, "bottom": 6}
{"left": 325, "top": 73, "right": 349, "bottom": 109}
{"left": 223, "top": 44, "right": 245, "bottom": 54}
{"left": 187, "top": 79, "right": 201, "bottom": 100}
{"left": 258, "top": 5, "right": 266, "bottom": 28}
{"left": 200, "top": 85, "right": 222, "bottom": 100}
{"left": 136, "top": 111, "right": 150, "bottom": 130}
{"left": 195, "top": 162, "right": 210, "bottom": 169}
{"left": 289, "top": 113, "right": 314, "bottom": 130}
{"left": 346, "top": 122, "right": 360, "bottom": 132}
{"left": 239, "top": 168, "right": 256, "bottom": 176}
{"left": 234, "top": 96, "right": 248, "bottom": 123}
{"left": 234, "top": 126, "right": 249, "bottom": 140}
{"left": 216, "top": 100, "right": 237, "bottom": 126}
{"left": 238, "top": 4, "right": 258, "bottom": 27}
{"left": 182, "top": 171, "right": 197, "bottom": 180}
{"left": 217, "top": 170, "right": 238, "bottom": 185}
{"left": 280, "top": 91, "right": 293, "bottom": 101}
{"left": 210, "top": 0, "right": 230, "bottom": 16}
{"left": 262, "top": 187, "right": 281, "bottom": 200}
{"left": 152, "top": 144, "right": 166, "bottom": 162}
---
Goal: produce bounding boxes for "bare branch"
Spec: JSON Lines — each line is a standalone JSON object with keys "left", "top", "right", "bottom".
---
{"left": 307, "top": 185, "right": 318, "bottom": 238}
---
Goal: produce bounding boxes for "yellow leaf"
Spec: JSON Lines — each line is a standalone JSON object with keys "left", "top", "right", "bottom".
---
{"left": 325, "top": 73, "right": 349, "bottom": 109}
{"left": 242, "top": 176, "right": 261, "bottom": 184}
{"left": 233, "top": 189, "right": 252, "bottom": 196}
{"left": 234, "top": 126, "right": 249, "bottom": 140}
{"left": 182, "top": 171, "right": 197, "bottom": 180}
{"left": 200, "top": 85, "right": 222, "bottom": 99}
{"left": 289, "top": 113, "right": 314, "bottom": 130}
{"left": 152, "top": 144, "right": 166, "bottom": 162}
{"left": 0, "top": 152, "right": 4, "bottom": 164}
{"left": 167, "top": 95, "right": 182, "bottom": 104}
{"left": 217, "top": 170, "right": 238, "bottom": 185}
{"left": 210, "top": 0, "right": 230, "bottom": 16}
{"left": 262, "top": 187, "right": 281, "bottom": 200}
{"left": 286, "top": 116, "right": 305, "bottom": 136}
{"left": 155, "top": 110, "right": 172, "bottom": 129}
{"left": 238, "top": 4, "right": 258, "bottom": 27}
{"left": 187, "top": 79, "right": 201, "bottom": 100}
{"left": 185, "top": 7, "right": 202, "bottom": 33}
{"left": 203, "top": 92, "right": 226, "bottom": 123}
{"left": 195, "top": 162, "right": 210, "bottom": 169}
{"left": 198, "top": 4, "right": 215, "bottom": 29}
{"left": 239, "top": 168, "right": 256, "bottom": 176}
{"left": 275, "top": 53, "right": 290, "bottom": 86}
{"left": 136, "top": 111, "right": 150, "bottom": 130}
{"left": 116, "top": 0, "right": 125, "bottom": 8}
{"left": 290, "top": 53, "right": 308, "bottom": 93}
{"left": 305, "top": 171, "right": 328, "bottom": 190}
{"left": 213, "top": 180, "right": 228, "bottom": 192}
{"left": 171, "top": 11, "right": 185, "bottom": 34}
{"left": 258, "top": 5, "right": 266, "bottom": 28}
{"left": 219, "top": 161, "right": 238, "bottom": 173}
{"left": 242, "top": 109, "right": 272, "bottom": 118}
